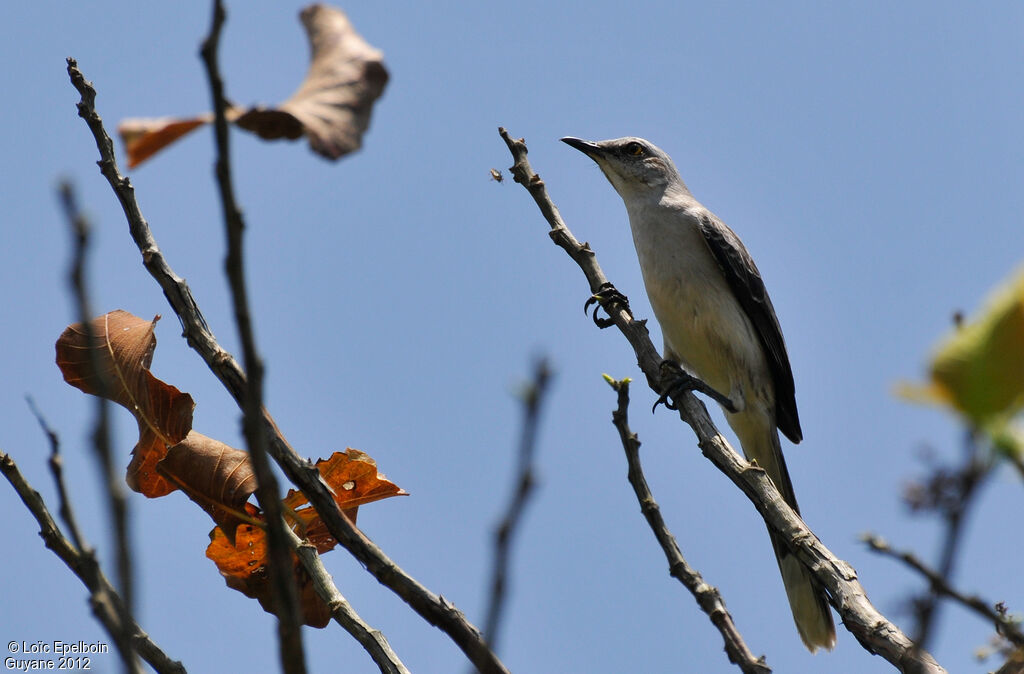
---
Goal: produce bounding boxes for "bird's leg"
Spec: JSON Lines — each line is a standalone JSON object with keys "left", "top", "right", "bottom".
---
{"left": 653, "top": 360, "right": 738, "bottom": 414}
{"left": 584, "top": 282, "right": 632, "bottom": 328}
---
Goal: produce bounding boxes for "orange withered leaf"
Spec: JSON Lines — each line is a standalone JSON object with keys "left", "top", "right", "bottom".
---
{"left": 207, "top": 511, "right": 265, "bottom": 580}
{"left": 284, "top": 449, "right": 407, "bottom": 514}
{"left": 118, "top": 115, "right": 213, "bottom": 169}
{"left": 207, "top": 522, "right": 332, "bottom": 628}
{"left": 118, "top": 4, "right": 388, "bottom": 168}
{"left": 283, "top": 448, "right": 408, "bottom": 552}
{"left": 205, "top": 449, "right": 405, "bottom": 627}
{"left": 126, "top": 425, "right": 177, "bottom": 498}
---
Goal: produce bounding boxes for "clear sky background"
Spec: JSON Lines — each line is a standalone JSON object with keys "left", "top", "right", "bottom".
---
{"left": 2, "top": 2, "right": 1021, "bottom": 673}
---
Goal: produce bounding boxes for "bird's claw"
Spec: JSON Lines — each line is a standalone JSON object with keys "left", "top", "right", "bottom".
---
{"left": 653, "top": 360, "right": 738, "bottom": 414}
{"left": 584, "top": 282, "right": 632, "bottom": 328}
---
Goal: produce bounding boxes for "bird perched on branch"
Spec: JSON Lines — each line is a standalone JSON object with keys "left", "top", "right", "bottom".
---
{"left": 562, "top": 135, "right": 836, "bottom": 652}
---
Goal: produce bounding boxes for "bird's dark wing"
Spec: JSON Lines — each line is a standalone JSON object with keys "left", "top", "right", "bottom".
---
{"left": 697, "top": 213, "right": 802, "bottom": 443}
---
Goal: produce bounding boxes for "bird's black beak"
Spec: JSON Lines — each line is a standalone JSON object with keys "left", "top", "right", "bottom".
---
{"left": 561, "top": 136, "right": 603, "bottom": 158}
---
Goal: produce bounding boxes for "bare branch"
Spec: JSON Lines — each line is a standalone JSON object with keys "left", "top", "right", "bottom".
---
{"left": 65, "top": 59, "right": 240, "bottom": 401}
{"left": 283, "top": 526, "right": 410, "bottom": 674}
{"left": 26, "top": 396, "right": 87, "bottom": 552}
{"left": 198, "top": 3, "right": 306, "bottom": 671}
{"left": 1, "top": 451, "right": 186, "bottom": 674}
{"left": 66, "top": 58, "right": 508, "bottom": 674}
{"left": 482, "top": 358, "right": 552, "bottom": 652}
{"left": 908, "top": 433, "right": 991, "bottom": 651}
{"left": 862, "top": 533, "right": 1024, "bottom": 648}
{"left": 57, "top": 179, "right": 140, "bottom": 674}
{"left": 605, "top": 377, "right": 771, "bottom": 673}
{"left": 498, "top": 127, "right": 945, "bottom": 674}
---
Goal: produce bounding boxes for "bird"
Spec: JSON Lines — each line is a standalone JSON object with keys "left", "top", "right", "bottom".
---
{"left": 562, "top": 135, "right": 836, "bottom": 652}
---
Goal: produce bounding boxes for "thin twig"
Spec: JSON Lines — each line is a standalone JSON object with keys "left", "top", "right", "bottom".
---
{"left": 482, "top": 358, "right": 552, "bottom": 652}
{"left": 66, "top": 58, "right": 508, "bottom": 674}
{"left": 283, "top": 526, "right": 411, "bottom": 674}
{"left": 1, "top": 451, "right": 187, "bottom": 674}
{"left": 198, "top": 3, "right": 306, "bottom": 672}
{"left": 57, "top": 179, "right": 140, "bottom": 674}
{"left": 499, "top": 127, "right": 945, "bottom": 674}
{"left": 912, "top": 432, "right": 990, "bottom": 651}
{"left": 863, "top": 533, "right": 1023, "bottom": 647}
{"left": 26, "top": 396, "right": 87, "bottom": 552}
{"left": 606, "top": 377, "right": 771, "bottom": 673}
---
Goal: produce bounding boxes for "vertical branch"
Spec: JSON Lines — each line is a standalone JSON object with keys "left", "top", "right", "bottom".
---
{"left": 57, "top": 180, "right": 141, "bottom": 674}
{"left": 912, "top": 432, "right": 990, "bottom": 651}
{"left": 198, "top": 2, "right": 307, "bottom": 672}
{"left": 481, "top": 358, "right": 552, "bottom": 653}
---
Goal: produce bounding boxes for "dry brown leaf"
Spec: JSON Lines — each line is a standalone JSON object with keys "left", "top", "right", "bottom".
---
{"left": 157, "top": 431, "right": 257, "bottom": 540}
{"left": 56, "top": 310, "right": 195, "bottom": 487}
{"left": 57, "top": 310, "right": 195, "bottom": 497}
{"left": 118, "top": 4, "right": 388, "bottom": 168}
{"left": 234, "top": 4, "right": 389, "bottom": 159}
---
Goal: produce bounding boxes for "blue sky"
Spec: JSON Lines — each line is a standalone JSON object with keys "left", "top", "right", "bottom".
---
{"left": 2, "top": 2, "right": 1022, "bottom": 673}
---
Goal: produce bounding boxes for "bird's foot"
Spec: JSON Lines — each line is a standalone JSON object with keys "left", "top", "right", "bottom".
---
{"left": 653, "top": 360, "right": 738, "bottom": 414}
{"left": 584, "top": 282, "right": 632, "bottom": 328}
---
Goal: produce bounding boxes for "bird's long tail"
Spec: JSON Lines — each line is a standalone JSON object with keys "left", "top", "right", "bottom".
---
{"left": 737, "top": 421, "right": 836, "bottom": 652}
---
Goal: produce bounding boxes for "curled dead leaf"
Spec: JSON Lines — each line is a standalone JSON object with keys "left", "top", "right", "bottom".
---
{"left": 118, "top": 4, "right": 388, "bottom": 168}
{"left": 234, "top": 4, "right": 389, "bottom": 159}
{"left": 156, "top": 431, "right": 258, "bottom": 541}
{"left": 56, "top": 310, "right": 195, "bottom": 495}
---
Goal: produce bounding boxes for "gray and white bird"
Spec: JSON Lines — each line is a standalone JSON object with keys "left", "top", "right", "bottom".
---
{"left": 562, "top": 135, "right": 836, "bottom": 652}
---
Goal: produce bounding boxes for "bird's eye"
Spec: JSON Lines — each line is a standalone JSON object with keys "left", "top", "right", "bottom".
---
{"left": 625, "top": 142, "right": 645, "bottom": 157}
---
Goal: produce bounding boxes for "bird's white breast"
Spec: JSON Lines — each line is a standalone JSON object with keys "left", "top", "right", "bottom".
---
{"left": 626, "top": 200, "right": 770, "bottom": 407}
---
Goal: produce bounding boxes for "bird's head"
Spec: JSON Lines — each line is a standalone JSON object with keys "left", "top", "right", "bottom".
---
{"left": 561, "top": 136, "right": 686, "bottom": 202}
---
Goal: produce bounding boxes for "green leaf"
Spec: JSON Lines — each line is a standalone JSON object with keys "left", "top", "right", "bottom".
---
{"left": 900, "top": 266, "right": 1024, "bottom": 425}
